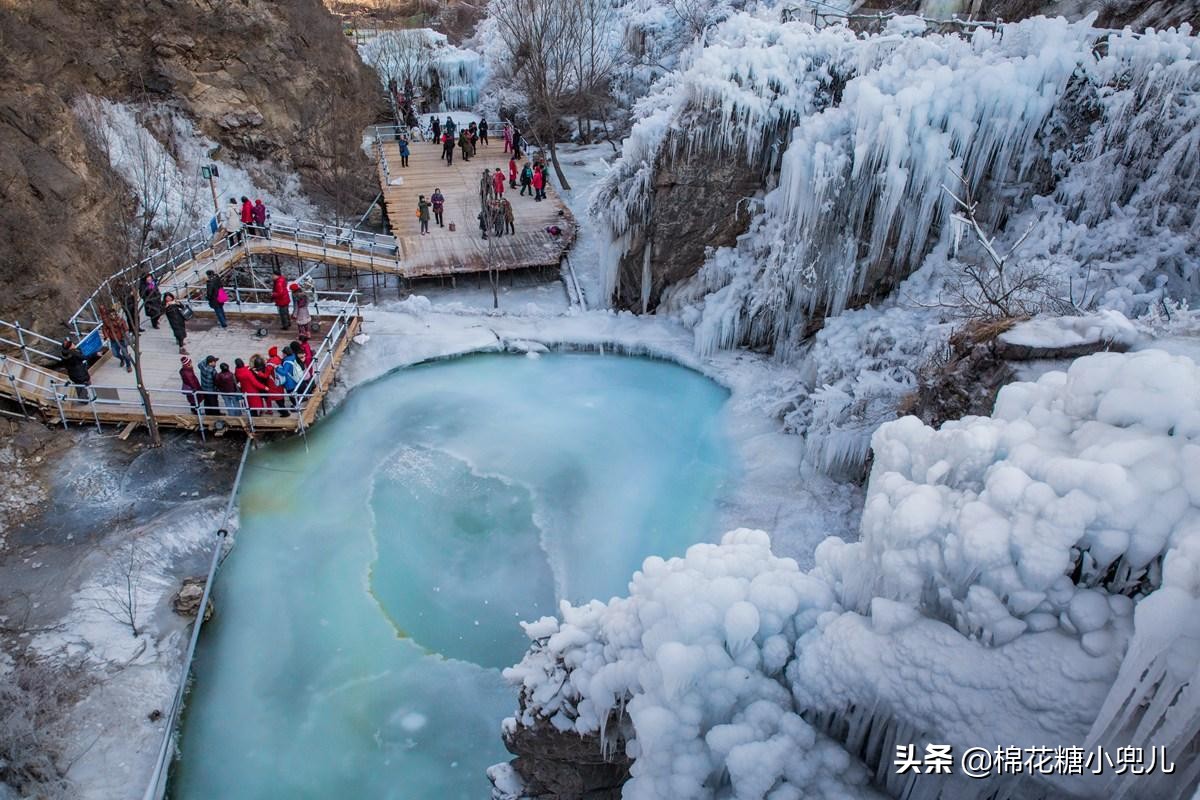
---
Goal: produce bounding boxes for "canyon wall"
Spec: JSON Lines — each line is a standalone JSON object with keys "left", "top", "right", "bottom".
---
{"left": 0, "top": 0, "right": 382, "bottom": 328}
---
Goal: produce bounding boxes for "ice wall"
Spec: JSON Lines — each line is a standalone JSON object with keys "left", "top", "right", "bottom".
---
{"left": 358, "top": 29, "right": 484, "bottom": 111}
{"left": 498, "top": 350, "right": 1200, "bottom": 799}
{"left": 600, "top": 15, "right": 1200, "bottom": 355}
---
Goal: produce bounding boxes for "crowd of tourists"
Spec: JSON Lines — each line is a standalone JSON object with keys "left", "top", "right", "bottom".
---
{"left": 219, "top": 196, "right": 271, "bottom": 248}
{"left": 405, "top": 118, "right": 556, "bottom": 240}
{"left": 58, "top": 264, "right": 319, "bottom": 418}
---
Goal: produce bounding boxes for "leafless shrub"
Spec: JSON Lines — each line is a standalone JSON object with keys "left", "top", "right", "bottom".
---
{"left": 0, "top": 657, "right": 90, "bottom": 799}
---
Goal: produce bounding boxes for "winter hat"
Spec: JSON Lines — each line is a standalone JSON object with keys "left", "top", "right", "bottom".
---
{"left": 268, "top": 346, "right": 279, "bottom": 357}
{"left": 204, "top": 355, "right": 217, "bottom": 364}
{"left": 289, "top": 283, "right": 300, "bottom": 292}
{"left": 181, "top": 356, "right": 193, "bottom": 367}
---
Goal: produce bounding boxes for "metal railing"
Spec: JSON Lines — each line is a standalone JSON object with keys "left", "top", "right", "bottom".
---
{"left": 141, "top": 438, "right": 251, "bottom": 800}
{"left": 0, "top": 290, "right": 360, "bottom": 436}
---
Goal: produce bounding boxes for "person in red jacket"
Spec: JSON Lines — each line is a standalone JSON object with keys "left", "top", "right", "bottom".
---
{"left": 532, "top": 166, "right": 545, "bottom": 202}
{"left": 509, "top": 157, "right": 518, "bottom": 189}
{"left": 253, "top": 352, "right": 288, "bottom": 417}
{"left": 271, "top": 266, "right": 291, "bottom": 329}
{"left": 180, "top": 356, "right": 203, "bottom": 412}
{"left": 492, "top": 167, "right": 506, "bottom": 198}
{"left": 240, "top": 196, "right": 253, "bottom": 231}
{"left": 296, "top": 336, "right": 314, "bottom": 370}
{"left": 234, "top": 358, "right": 267, "bottom": 413}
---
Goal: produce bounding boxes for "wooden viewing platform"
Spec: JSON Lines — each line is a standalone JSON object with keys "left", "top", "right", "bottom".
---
{"left": 373, "top": 125, "right": 575, "bottom": 275}
{"left": 0, "top": 123, "right": 580, "bottom": 437}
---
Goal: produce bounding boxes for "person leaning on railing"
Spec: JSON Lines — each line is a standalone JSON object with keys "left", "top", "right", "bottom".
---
{"left": 59, "top": 338, "right": 92, "bottom": 400}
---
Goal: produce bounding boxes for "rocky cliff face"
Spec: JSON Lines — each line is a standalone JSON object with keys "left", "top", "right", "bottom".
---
{"left": 0, "top": 0, "right": 382, "bottom": 329}
{"left": 610, "top": 154, "right": 759, "bottom": 312}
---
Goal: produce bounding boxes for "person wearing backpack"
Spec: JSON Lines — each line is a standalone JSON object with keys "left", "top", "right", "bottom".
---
{"left": 205, "top": 269, "right": 229, "bottom": 328}
{"left": 520, "top": 163, "right": 533, "bottom": 196}
{"left": 272, "top": 267, "right": 291, "bottom": 329}
{"left": 278, "top": 347, "right": 304, "bottom": 403}
{"left": 417, "top": 195, "right": 431, "bottom": 235}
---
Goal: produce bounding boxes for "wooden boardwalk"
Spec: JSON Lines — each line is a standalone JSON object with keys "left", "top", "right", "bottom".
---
{"left": 376, "top": 136, "right": 575, "bottom": 274}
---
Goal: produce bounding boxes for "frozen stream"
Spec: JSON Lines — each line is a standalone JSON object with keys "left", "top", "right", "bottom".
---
{"left": 170, "top": 353, "right": 734, "bottom": 798}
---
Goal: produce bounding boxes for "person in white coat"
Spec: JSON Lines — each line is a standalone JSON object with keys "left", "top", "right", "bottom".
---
{"left": 222, "top": 197, "right": 242, "bottom": 248}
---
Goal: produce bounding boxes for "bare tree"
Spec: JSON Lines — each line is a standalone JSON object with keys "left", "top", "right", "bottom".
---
{"left": 90, "top": 539, "right": 145, "bottom": 638}
{"left": 371, "top": 29, "right": 434, "bottom": 92}
{"left": 490, "top": 0, "right": 622, "bottom": 189}
{"left": 936, "top": 171, "right": 1063, "bottom": 321}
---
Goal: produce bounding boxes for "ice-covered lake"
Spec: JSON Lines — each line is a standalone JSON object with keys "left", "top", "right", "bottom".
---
{"left": 170, "top": 352, "right": 734, "bottom": 798}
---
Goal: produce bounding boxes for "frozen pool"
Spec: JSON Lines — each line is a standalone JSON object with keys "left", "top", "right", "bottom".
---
{"left": 170, "top": 353, "right": 734, "bottom": 799}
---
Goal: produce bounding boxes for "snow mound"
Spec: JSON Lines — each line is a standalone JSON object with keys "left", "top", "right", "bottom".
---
{"left": 500, "top": 351, "right": 1200, "bottom": 799}
{"left": 999, "top": 310, "right": 1140, "bottom": 351}
{"left": 502, "top": 529, "right": 880, "bottom": 799}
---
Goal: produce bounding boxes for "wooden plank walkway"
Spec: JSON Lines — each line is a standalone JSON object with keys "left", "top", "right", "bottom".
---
{"left": 376, "top": 136, "right": 575, "bottom": 274}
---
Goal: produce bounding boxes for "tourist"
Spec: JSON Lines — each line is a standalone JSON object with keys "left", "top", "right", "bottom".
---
{"left": 520, "top": 162, "right": 534, "bottom": 196}
{"left": 502, "top": 197, "right": 515, "bottom": 236}
{"left": 431, "top": 188, "right": 445, "bottom": 227}
{"left": 223, "top": 197, "right": 242, "bottom": 247}
{"left": 199, "top": 354, "right": 221, "bottom": 414}
{"left": 277, "top": 346, "right": 304, "bottom": 403}
{"left": 445, "top": 116, "right": 455, "bottom": 138}
{"left": 509, "top": 157, "right": 518, "bottom": 189}
{"left": 492, "top": 167, "right": 506, "bottom": 198}
{"left": 431, "top": 115, "right": 440, "bottom": 142}
{"left": 459, "top": 130, "right": 471, "bottom": 162}
{"left": 502, "top": 122, "right": 512, "bottom": 153}
{"left": 468, "top": 124, "right": 478, "bottom": 157}
{"left": 292, "top": 282, "right": 311, "bottom": 338}
{"left": 59, "top": 338, "right": 91, "bottom": 400}
{"left": 399, "top": 137, "right": 410, "bottom": 168}
{"left": 163, "top": 293, "right": 189, "bottom": 351}
{"left": 442, "top": 131, "right": 454, "bottom": 166}
{"left": 240, "top": 196, "right": 254, "bottom": 234}
{"left": 532, "top": 165, "right": 546, "bottom": 201}
{"left": 255, "top": 352, "right": 288, "bottom": 417}
{"left": 205, "top": 269, "right": 228, "bottom": 328}
{"left": 100, "top": 303, "right": 133, "bottom": 373}
{"left": 180, "top": 355, "right": 202, "bottom": 412}
{"left": 214, "top": 362, "right": 243, "bottom": 416}
{"left": 272, "top": 267, "right": 291, "bottom": 329}
{"left": 512, "top": 126, "right": 522, "bottom": 160}
{"left": 480, "top": 168, "right": 493, "bottom": 201}
{"left": 417, "top": 195, "right": 431, "bottom": 235}
{"left": 298, "top": 336, "right": 315, "bottom": 367}
{"left": 121, "top": 281, "right": 141, "bottom": 333}
{"left": 493, "top": 199, "right": 505, "bottom": 237}
{"left": 253, "top": 198, "right": 269, "bottom": 238}
{"left": 234, "top": 358, "right": 267, "bottom": 415}
{"left": 140, "top": 273, "right": 163, "bottom": 329}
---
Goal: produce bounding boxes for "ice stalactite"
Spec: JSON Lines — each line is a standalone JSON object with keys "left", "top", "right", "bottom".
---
{"left": 590, "top": 15, "right": 861, "bottom": 307}
{"left": 432, "top": 45, "right": 484, "bottom": 110}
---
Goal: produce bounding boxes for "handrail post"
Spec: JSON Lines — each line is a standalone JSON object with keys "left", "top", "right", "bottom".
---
{"left": 15, "top": 322, "right": 29, "bottom": 363}
{"left": 89, "top": 388, "right": 101, "bottom": 432}
{"left": 51, "top": 383, "right": 68, "bottom": 430}
{"left": 1, "top": 356, "right": 28, "bottom": 417}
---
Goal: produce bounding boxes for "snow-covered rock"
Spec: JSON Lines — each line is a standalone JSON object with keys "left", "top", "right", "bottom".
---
{"left": 497, "top": 350, "right": 1200, "bottom": 799}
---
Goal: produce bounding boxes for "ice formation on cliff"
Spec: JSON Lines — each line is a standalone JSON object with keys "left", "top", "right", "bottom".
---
{"left": 499, "top": 350, "right": 1200, "bottom": 799}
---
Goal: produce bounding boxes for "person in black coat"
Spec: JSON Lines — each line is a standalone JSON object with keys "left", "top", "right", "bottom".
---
{"left": 205, "top": 269, "right": 228, "bottom": 328}
{"left": 59, "top": 339, "right": 91, "bottom": 400}
{"left": 140, "top": 273, "right": 163, "bottom": 329}
{"left": 163, "top": 293, "right": 188, "bottom": 351}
